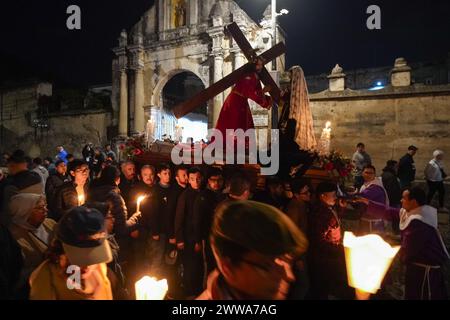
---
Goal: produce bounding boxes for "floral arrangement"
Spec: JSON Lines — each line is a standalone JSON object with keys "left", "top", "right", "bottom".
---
{"left": 312, "top": 150, "right": 354, "bottom": 181}
{"left": 119, "top": 135, "right": 148, "bottom": 159}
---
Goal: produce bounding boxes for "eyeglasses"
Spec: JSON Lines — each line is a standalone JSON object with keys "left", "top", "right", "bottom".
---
{"left": 240, "top": 255, "right": 294, "bottom": 275}
{"left": 34, "top": 205, "right": 47, "bottom": 211}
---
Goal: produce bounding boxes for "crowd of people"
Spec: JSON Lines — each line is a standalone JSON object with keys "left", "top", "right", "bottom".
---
{"left": 0, "top": 142, "right": 448, "bottom": 300}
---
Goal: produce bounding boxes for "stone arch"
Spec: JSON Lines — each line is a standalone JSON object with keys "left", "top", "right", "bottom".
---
{"left": 151, "top": 66, "right": 208, "bottom": 109}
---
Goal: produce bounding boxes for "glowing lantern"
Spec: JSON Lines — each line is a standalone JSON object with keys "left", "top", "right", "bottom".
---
{"left": 135, "top": 276, "right": 168, "bottom": 300}
{"left": 343, "top": 231, "right": 400, "bottom": 296}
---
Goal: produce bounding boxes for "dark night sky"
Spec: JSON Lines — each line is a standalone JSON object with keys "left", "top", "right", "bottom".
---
{"left": 1, "top": 0, "right": 449, "bottom": 88}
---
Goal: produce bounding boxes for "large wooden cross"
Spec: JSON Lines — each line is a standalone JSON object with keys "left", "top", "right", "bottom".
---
{"left": 172, "top": 22, "right": 286, "bottom": 119}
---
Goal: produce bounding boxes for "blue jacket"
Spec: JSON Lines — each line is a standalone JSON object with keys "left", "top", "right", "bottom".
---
{"left": 57, "top": 150, "right": 68, "bottom": 164}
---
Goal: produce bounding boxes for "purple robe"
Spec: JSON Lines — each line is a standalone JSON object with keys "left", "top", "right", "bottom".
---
{"left": 359, "top": 184, "right": 389, "bottom": 233}
{"left": 401, "top": 219, "right": 448, "bottom": 299}
{"left": 360, "top": 184, "right": 386, "bottom": 205}
{"left": 375, "top": 205, "right": 449, "bottom": 299}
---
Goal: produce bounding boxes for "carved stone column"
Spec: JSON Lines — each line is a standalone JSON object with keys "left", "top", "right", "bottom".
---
{"left": 119, "top": 69, "right": 129, "bottom": 136}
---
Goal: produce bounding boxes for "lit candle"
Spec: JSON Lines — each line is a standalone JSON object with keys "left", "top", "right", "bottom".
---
{"left": 175, "top": 124, "right": 183, "bottom": 143}
{"left": 78, "top": 194, "right": 85, "bottom": 206}
{"left": 343, "top": 231, "right": 400, "bottom": 297}
{"left": 135, "top": 276, "right": 168, "bottom": 300}
{"left": 318, "top": 121, "right": 332, "bottom": 155}
{"left": 136, "top": 195, "right": 146, "bottom": 214}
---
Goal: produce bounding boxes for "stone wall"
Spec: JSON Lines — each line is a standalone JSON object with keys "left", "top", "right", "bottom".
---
{"left": 1, "top": 108, "right": 112, "bottom": 159}
{"left": 306, "top": 54, "right": 450, "bottom": 93}
{"left": 0, "top": 82, "right": 113, "bottom": 159}
{"left": 309, "top": 85, "right": 450, "bottom": 176}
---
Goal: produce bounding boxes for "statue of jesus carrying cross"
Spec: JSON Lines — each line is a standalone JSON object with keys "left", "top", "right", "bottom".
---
{"left": 215, "top": 56, "right": 273, "bottom": 139}
{"left": 172, "top": 22, "right": 285, "bottom": 141}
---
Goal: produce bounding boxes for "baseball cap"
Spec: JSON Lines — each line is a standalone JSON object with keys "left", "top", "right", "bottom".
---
{"left": 56, "top": 206, "right": 112, "bottom": 266}
{"left": 212, "top": 200, "right": 308, "bottom": 258}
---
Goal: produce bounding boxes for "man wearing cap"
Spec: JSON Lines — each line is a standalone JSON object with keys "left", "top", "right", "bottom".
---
{"left": 398, "top": 146, "right": 418, "bottom": 189}
{"left": 0, "top": 150, "right": 44, "bottom": 227}
{"left": 197, "top": 200, "right": 307, "bottom": 300}
{"left": 29, "top": 206, "right": 113, "bottom": 300}
{"left": 308, "top": 182, "right": 353, "bottom": 300}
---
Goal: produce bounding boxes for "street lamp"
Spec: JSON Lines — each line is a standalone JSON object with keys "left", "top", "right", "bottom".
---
{"left": 270, "top": 0, "right": 289, "bottom": 71}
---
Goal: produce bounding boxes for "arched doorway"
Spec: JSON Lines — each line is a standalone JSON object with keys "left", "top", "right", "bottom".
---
{"left": 161, "top": 71, "right": 208, "bottom": 142}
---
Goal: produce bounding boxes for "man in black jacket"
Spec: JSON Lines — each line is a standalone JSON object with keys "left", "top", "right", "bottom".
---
{"left": 52, "top": 159, "right": 89, "bottom": 221}
{"left": 0, "top": 150, "right": 43, "bottom": 226}
{"left": 193, "top": 167, "right": 224, "bottom": 277}
{"left": 398, "top": 145, "right": 418, "bottom": 189}
{"left": 119, "top": 160, "right": 137, "bottom": 208}
{"left": 382, "top": 160, "right": 402, "bottom": 208}
{"left": 252, "top": 176, "right": 289, "bottom": 211}
{"left": 45, "top": 160, "right": 71, "bottom": 217}
{"left": 175, "top": 167, "right": 204, "bottom": 297}
{"left": 144, "top": 164, "right": 174, "bottom": 278}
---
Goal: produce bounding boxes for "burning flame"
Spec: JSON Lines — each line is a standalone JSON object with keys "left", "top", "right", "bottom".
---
{"left": 136, "top": 195, "right": 146, "bottom": 213}
{"left": 343, "top": 231, "right": 400, "bottom": 294}
{"left": 78, "top": 194, "right": 85, "bottom": 206}
{"left": 135, "top": 276, "right": 168, "bottom": 300}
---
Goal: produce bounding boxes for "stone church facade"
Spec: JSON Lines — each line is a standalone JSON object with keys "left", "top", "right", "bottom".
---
{"left": 111, "top": 0, "right": 285, "bottom": 139}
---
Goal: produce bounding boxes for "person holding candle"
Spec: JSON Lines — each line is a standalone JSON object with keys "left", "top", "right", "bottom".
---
{"left": 29, "top": 206, "right": 113, "bottom": 300}
{"left": 144, "top": 163, "right": 180, "bottom": 297}
{"left": 129, "top": 165, "right": 156, "bottom": 214}
{"left": 52, "top": 159, "right": 89, "bottom": 221}
{"left": 45, "top": 160, "right": 71, "bottom": 218}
